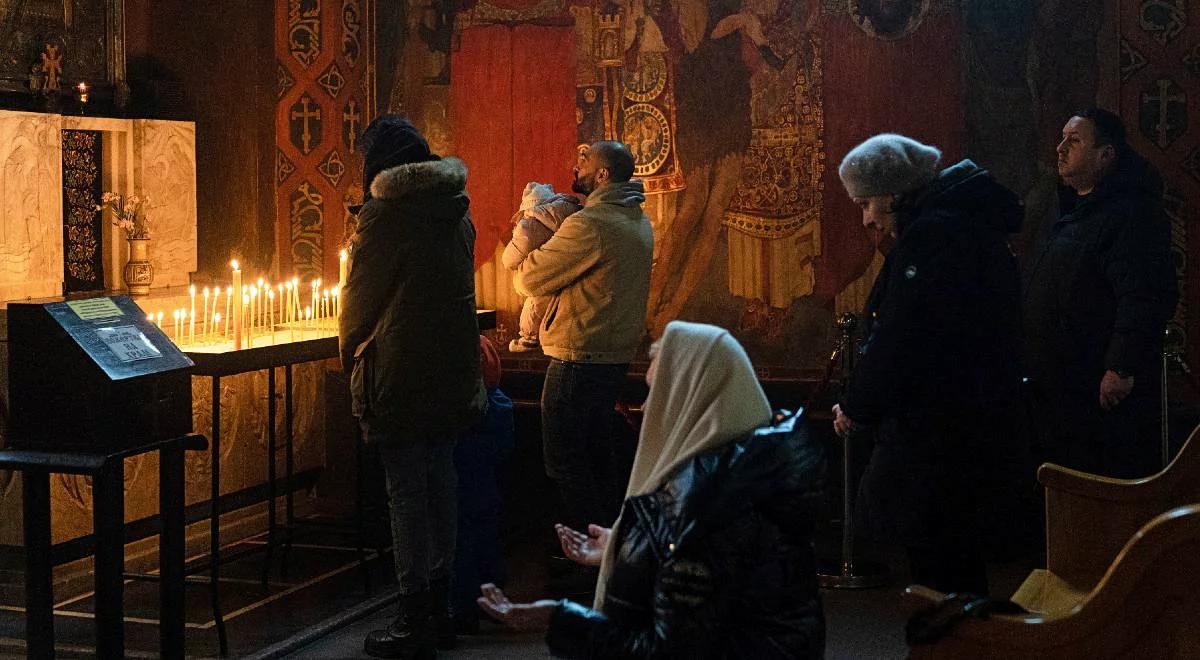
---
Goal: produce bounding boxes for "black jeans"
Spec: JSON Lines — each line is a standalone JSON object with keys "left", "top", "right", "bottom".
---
{"left": 541, "top": 359, "right": 628, "bottom": 532}
{"left": 364, "top": 422, "right": 458, "bottom": 596}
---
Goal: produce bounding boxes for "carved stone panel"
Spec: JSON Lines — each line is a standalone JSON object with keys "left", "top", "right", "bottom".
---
{"left": 133, "top": 119, "right": 198, "bottom": 288}
{"left": 0, "top": 112, "right": 64, "bottom": 301}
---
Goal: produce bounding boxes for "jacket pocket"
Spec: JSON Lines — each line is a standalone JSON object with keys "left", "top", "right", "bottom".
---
{"left": 541, "top": 294, "right": 559, "bottom": 332}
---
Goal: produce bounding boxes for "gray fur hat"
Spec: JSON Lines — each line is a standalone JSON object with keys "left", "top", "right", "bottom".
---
{"left": 838, "top": 133, "right": 942, "bottom": 198}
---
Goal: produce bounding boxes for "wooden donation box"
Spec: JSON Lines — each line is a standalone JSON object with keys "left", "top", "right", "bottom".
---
{"left": 7, "top": 296, "right": 194, "bottom": 451}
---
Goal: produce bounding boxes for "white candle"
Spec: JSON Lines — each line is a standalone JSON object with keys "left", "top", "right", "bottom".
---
{"left": 202, "top": 288, "right": 210, "bottom": 340}
{"left": 231, "top": 261, "right": 243, "bottom": 350}
{"left": 189, "top": 286, "right": 196, "bottom": 345}
{"left": 213, "top": 313, "right": 222, "bottom": 343}
{"left": 268, "top": 289, "right": 276, "bottom": 344}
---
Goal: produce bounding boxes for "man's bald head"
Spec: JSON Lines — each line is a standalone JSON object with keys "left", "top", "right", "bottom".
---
{"left": 573, "top": 140, "right": 637, "bottom": 195}
{"left": 589, "top": 141, "right": 636, "bottom": 183}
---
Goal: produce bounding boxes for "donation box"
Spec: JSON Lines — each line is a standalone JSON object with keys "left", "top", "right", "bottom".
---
{"left": 7, "top": 296, "right": 194, "bottom": 451}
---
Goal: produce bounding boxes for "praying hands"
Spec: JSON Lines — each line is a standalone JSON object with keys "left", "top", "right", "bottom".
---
{"left": 555, "top": 523, "right": 611, "bottom": 567}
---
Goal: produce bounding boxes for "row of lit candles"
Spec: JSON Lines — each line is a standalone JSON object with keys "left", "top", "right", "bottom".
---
{"left": 148, "top": 286, "right": 337, "bottom": 346}
{"left": 148, "top": 254, "right": 349, "bottom": 348}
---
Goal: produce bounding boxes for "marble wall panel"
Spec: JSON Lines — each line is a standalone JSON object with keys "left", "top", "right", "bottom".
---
{"left": 133, "top": 119, "right": 198, "bottom": 289}
{"left": 0, "top": 112, "right": 64, "bottom": 301}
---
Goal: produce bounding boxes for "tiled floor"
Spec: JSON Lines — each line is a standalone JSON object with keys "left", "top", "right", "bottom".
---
{"left": 0, "top": 524, "right": 393, "bottom": 658}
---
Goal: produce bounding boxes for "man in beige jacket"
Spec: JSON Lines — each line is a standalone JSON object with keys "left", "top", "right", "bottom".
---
{"left": 512, "top": 141, "right": 654, "bottom": 539}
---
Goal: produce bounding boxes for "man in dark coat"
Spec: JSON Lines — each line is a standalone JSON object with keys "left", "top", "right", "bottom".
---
{"left": 340, "top": 115, "right": 486, "bottom": 659}
{"left": 1024, "top": 108, "right": 1177, "bottom": 479}
{"left": 832, "top": 134, "right": 1029, "bottom": 596}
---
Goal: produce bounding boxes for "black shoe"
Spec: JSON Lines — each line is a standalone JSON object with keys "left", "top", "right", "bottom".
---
{"left": 364, "top": 591, "right": 436, "bottom": 659}
{"left": 430, "top": 577, "right": 456, "bottom": 650}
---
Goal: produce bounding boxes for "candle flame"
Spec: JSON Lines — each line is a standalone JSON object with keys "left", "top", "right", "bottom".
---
{"left": 231, "top": 259, "right": 239, "bottom": 270}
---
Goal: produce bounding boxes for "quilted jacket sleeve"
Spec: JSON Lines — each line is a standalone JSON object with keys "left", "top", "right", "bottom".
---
{"left": 544, "top": 556, "right": 720, "bottom": 659}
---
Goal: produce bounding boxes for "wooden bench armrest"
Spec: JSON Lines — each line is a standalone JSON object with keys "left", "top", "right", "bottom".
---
{"left": 1038, "top": 462, "right": 1161, "bottom": 503}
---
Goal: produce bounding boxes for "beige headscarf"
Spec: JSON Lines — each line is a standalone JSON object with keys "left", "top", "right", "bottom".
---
{"left": 594, "top": 321, "right": 772, "bottom": 609}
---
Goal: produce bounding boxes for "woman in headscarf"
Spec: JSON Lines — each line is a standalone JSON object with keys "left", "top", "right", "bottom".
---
{"left": 478, "top": 321, "right": 826, "bottom": 659}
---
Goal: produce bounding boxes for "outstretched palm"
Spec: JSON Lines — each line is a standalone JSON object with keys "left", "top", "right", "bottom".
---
{"left": 555, "top": 523, "right": 611, "bottom": 567}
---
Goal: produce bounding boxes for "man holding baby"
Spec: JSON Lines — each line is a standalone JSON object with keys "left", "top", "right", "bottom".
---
{"left": 506, "top": 141, "right": 654, "bottom": 540}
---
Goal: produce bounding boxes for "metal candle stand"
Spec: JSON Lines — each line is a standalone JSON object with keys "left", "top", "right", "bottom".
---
{"left": 816, "top": 313, "right": 888, "bottom": 589}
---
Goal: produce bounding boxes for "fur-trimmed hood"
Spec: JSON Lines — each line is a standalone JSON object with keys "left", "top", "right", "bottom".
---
{"left": 369, "top": 156, "right": 468, "bottom": 201}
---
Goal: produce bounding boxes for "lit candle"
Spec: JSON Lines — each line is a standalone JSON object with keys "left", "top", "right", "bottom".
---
{"left": 305, "top": 306, "right": 312, "bottom": 330}
{"left": 202, "top": 287, "right": 210, "bottom": 340}
{"left": 76, "top": 81, "right": 89, "bottom": 104}
{"left": 322, "top": 289, "right": 330, "bottom": 325}
{"left": 268, "top": 289, "right": 276, "bottom": 344}
{"left": 214, "top": 313, "right": 222, "bottom": 344}
{"left": 241, "top": 293, "right": 250, "bottom": 347}
{"left": 156, "top": 311, "right": 164, "bottom": 331}
{"left": 189, "top": 285, "right": 196, "bottom": 345}
{"left": 224, "top": 286, "right": 232, "bottom": 337}
{"left": 231, "top": 260, "right": 243, "bottom": 350}
{"left": 256, "top": 278, "right": 264, "bottom": 337}
{"left": 332, "top": 286, "right": 340, "bottom": 320}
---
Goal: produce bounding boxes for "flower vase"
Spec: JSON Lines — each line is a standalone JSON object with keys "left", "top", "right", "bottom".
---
{"left": 122, "top": 237, "right": 154, "bottom": 296}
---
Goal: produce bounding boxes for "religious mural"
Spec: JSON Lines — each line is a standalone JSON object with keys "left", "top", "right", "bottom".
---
{"left": 275, "top": 0, "right": 375, "bottom": 282}
{"left": 376, "top": 0, "right": 965, "bottom": 370}
{"left": 1120, "top": 0, "right": 1199, "bottom": 366}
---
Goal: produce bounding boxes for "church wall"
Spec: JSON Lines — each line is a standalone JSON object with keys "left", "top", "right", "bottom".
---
{"left": 132, "top": 0, "right": 278, "bottom": 280}
{"left": 383, "top": 0, "right": 1200, "bottom": 385}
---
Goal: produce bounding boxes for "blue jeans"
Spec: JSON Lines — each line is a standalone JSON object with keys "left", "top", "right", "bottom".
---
{"left": 541, "top": 359, "right": 628, "bottom": 532}
{"left": 365, "top": 422, "right": 458, "bottom": 596}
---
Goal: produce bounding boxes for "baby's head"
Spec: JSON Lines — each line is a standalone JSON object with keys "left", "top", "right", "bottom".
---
{"left": 520, "top": 182, "right": 556, "bottom": 212}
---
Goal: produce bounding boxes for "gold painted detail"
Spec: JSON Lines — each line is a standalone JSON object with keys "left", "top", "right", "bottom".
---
{"left": 342, "top": 0, "right": 363, "bottom": 67}
{"left": 460, "top": 0, "right": 563, "bottom": 26}
{"left": 623, "top": 52, "right": 667, "bottom": 102}
{"left": 290, "top": 181, "right": 325, "bottom": 280}
{"left": 289, "top": 0, "right": 323, "bottom": 68}
{"left": 318, "top": 149, "right": 347, "bottom": 187}
{"left": 623, "top": 102, "right": 671, "bottom": 177}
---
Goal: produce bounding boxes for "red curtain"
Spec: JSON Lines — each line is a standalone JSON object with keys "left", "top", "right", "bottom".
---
{"left": 452, "top": 25, "right": 577, "bottom": 269}
{"left": 817, "top": 12, "right": 965, "bottom": 297}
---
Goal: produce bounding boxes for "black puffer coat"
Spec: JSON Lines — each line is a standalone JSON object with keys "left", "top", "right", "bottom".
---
{"left": 842, "top": 160, "right": 1030, "bottom": 549}
{"left": 1023, "top": 150, "right": 1177, "bottom": 417}
{"left": 545, "top": 412, "right": 826, "bottom": 659}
